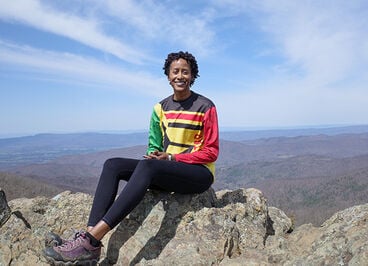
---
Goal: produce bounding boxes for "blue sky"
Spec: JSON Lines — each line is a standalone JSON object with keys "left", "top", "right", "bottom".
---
{"left": 1, "top": 0, "right": 367, "bottom": 137}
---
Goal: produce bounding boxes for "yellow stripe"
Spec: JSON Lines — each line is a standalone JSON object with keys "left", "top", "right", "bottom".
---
{"left": 166, "top": 127, "right": 201, "bottom": 145}
{"left": 165, "top": 110, "right": 205, "bottom": 116}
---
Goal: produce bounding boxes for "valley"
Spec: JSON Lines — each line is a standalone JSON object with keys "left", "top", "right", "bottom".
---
{"left": 1, "top": 125, "right": 367, "bottom": 226}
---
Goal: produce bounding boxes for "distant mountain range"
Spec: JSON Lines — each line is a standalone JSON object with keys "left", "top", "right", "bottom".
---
{"left": 0, "top": 132, "right": 148, "bottom": 168}
{"left": 219, "top": 124, "right": 368, "bottom": 140}
{"left": 1, "top": 124, "right": 368, "bottom": 168}
{"left": 0, "top": 124, "right": 368, "bottom": 226}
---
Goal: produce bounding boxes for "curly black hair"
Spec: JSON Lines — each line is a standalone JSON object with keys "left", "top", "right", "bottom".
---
{"left": 163, "top": 51, "right": 199, "bottom": 87}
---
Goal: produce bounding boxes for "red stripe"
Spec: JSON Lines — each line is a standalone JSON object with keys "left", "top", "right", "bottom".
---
{"left": 165, "top": 112, "right": 203, "bottom": 122}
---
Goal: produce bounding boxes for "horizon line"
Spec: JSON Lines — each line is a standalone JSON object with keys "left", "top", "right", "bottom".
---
{"left": 1, "top": 123, "right": 368, "bottom": 139}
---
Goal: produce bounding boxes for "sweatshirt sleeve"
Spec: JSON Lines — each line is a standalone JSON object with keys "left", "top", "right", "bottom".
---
{"left": 147, "top": 105, "right": 163, "bottom": 155}
{"left": 175, "top": 106, "right": 219, "bottom": 164}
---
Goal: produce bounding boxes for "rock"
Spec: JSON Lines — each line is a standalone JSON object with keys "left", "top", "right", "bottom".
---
{"left": 0, "top": 191, "right": 92, "bottom": 265}
{"left": 0, "top": 187, "right": 367, "bottom": 265}
{"left": 0, "top": 244, "right": 11, "bottom": 266}
{"left": 268, "top": 206, "right": 293, "bottom": 235}
{"left": 0, "top": 188, "right": 11, "bottom": 227}
{"left": 125, "top": 188, "right": 271, "bottom": 265}
{"left": 296, "top": 204, "right": 368, "bottom": 265}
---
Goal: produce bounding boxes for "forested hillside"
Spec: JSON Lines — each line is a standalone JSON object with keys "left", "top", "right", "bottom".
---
{"left": 0, "top": 172, "right": 64, "bottom": 201}
{"left": 1, "top": 129, "right": 367, "bottom": 226}
{"left": 214, "top": 155, "right": 368, "bottom": 225}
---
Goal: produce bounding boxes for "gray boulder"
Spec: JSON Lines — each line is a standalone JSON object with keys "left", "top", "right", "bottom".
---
{"left": 0, "top": 187, "right": 367, "bottom": 265}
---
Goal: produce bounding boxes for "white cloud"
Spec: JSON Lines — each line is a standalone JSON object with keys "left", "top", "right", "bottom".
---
{"left": 212, "top": 0, "right": 368, "bottom": 84}
{"left": 103, "top": 0, "right": 216, "bottom": 56}
{"left": 0, "top": 0, "right": 220, "bottom": 61}
{"left": 0, "top": 40, "right": 167, "bottom": 97}
{"left": 1, "top": 0, "right": 367, "bottom": 132}
{"left": 207, "top": 0, "right": 368, "bottom": 127}
{"left": 0, "top": 0, "right": 147, "bottom": 64}
{"left": 248, "top": 1, "right": 368, "bottom": 84}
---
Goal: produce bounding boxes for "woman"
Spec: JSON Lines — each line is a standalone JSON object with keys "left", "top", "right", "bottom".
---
{"left": 43, "top": 51, "right": 219, "bottom": 265}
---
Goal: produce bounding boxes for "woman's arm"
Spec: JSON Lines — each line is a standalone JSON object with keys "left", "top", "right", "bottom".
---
{"left": 147, "top": 106, "right": 163, "bottom": 155}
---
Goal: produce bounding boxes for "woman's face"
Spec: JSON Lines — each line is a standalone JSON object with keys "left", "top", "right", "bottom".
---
{"left": 168, "top": 58, "right": 192, "bottom": 95}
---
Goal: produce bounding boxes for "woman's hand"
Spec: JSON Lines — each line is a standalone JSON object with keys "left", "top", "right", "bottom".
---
{"left": 143, "top": 151, "right": 174, "bottom": 161}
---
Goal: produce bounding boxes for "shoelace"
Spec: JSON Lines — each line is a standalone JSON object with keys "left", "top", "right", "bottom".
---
{"left": 57, "top": 230, "right": 85, "bottom": 245}
{"left": 73, "top": 231, "right": 84, "bottom": 240}
{"left": 56, "top": 232, "right": 87, "bottom": 251}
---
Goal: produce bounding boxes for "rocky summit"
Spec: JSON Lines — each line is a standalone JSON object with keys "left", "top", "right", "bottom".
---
{"left": 0, "top": 187, "right": 367, "bottom": 265}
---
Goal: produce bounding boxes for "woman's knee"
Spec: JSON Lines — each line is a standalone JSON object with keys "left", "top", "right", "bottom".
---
{"left": 101, "top": 157, "right": 140, "bottom": 181}
{"left": 103, "top": 158, "right": 120, "bottom": 170}
{"left": 98, "top": 158, "right": 121, "bottom": 182}
{"left": 103, "top": 157, "right": 135, "bottom": 170}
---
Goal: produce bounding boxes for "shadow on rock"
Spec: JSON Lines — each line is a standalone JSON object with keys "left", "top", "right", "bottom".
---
{"left": 100, "top": 189, "right": 216, "bottom": 266}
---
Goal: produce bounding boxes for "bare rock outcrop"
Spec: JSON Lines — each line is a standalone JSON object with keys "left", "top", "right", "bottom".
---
{"left": 0, "top": 186, "right": 367, "bottom": 265}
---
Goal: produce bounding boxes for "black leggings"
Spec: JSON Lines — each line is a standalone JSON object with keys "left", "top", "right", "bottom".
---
{"left": 87, "top": 158, "right": 213, "bottom": 229}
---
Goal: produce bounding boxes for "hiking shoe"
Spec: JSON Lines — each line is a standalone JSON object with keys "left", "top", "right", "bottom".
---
{"left": 44, "top": 230, "right": 84, "bottom": 248}
{"left": 45, "top": 231, "right": 65, "bottom": 248}
{"left": 43, "top": 232, "right": 101, "bottom": 266}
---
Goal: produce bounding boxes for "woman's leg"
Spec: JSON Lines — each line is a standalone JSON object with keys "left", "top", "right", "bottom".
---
{"left": 100, "top": 159, "right": 213, "bottom": 230}
{"left": 43, "top": 158, "right": 213, "bottom": 263}
{"left": 149, "top": 160, "right": 213, "bottom": 194}
{"left": 87, "top": 158, "right": 140, "bottom": 227}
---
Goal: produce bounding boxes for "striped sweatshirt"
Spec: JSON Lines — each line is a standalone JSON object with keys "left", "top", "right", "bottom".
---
{"left": 147, "top": 91, "right": 219, "bottom": 176}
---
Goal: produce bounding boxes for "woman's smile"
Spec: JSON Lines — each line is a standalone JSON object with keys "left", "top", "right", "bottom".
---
{"left": 168, "top": 58, "right": 192, "bottom": 100}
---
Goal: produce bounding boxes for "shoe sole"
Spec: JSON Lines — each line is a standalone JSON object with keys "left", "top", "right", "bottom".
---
{"left": 45, "top": 256, "right": 99, "bottom": 266}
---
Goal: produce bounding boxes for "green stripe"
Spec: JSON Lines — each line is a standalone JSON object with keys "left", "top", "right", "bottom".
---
{"left": 147, "top": 107, "right": 163, "bottom": 154}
